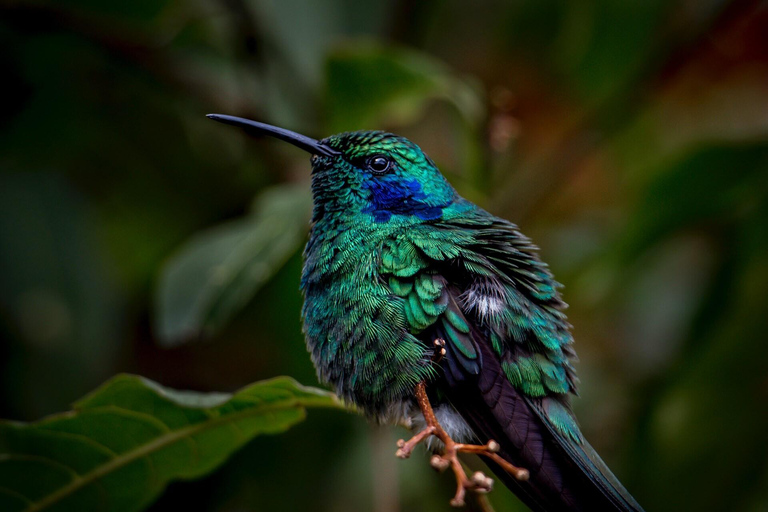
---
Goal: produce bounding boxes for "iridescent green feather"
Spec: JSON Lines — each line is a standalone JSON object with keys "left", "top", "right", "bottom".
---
{"left": 289, "top": 126, "right": 643, "bottom": 511}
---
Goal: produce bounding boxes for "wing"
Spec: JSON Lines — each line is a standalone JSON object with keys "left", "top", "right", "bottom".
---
{"left": 379, "top": 208, "right": 643, "bottom": 512}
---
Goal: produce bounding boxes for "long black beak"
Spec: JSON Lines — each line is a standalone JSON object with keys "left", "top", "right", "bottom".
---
{"left": 206, "top": 114, "right": 339, "bottom": 157}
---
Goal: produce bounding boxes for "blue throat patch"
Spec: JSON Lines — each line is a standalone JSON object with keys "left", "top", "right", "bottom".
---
{"left": 364, "top": 177, "right": 448, "bottom": 222}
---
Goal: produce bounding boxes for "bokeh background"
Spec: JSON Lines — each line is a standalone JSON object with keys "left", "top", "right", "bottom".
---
{"left": 2, "top": 0, "right": 768, "bottom": 510}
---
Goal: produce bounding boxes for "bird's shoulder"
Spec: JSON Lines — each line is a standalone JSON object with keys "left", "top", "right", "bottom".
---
{"left": 378, "top": 203, "right": 578, "bottom": 400}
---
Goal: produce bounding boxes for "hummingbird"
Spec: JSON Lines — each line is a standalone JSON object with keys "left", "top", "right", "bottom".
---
{"left": 207, "top": 113, "right": 643, "bottom": 512}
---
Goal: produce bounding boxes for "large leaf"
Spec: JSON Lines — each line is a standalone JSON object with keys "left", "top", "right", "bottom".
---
{"left": 155, "top": 184, "right": 312, "bottom": 346}
{"left": 0, "top": 374, "right": 345, "bottom": 512}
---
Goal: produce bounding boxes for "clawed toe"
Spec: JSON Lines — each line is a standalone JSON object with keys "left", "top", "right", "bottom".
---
{"left": 397, "top": 381, "right": 529, "bottom": 507}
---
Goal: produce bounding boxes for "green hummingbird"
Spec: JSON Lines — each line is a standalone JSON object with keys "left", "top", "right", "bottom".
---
{"left": 207, "top": 113, "right": 643, "bottom": 512}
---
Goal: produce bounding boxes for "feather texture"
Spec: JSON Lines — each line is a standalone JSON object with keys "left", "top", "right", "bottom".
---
{"left": 296, "top": 129, "right": 643, "bottom": 511}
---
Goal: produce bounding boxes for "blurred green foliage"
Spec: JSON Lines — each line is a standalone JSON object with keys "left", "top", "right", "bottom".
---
{"left": 1, "top": 0, "right": 767, "bottom": 510}
{"left": 156, "top": 184, "right": 312, "bottom": 345}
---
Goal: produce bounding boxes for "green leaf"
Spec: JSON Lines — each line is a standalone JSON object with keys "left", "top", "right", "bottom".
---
{"left": 325, "top": 42, "right": 484, "bottom": 133}
{"left": 155, "top": 184, "right": 312, "bottom": 346}
{"left": 620, "top": 144, "right": 768, "bottom": 260}
{"left": 0, "top": 374, "right": 346, "bottom": 512}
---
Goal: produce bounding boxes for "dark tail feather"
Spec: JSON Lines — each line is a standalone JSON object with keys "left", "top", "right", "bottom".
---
{"left": 527, "top": 398, "right": 644, "bottom": 512}
{"left": 443, "top": 340, "right": 643, "bottom": 512}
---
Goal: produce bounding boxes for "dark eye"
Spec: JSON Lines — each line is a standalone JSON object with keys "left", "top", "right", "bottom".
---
{"left": 367, "top": 155, "right": 391, "bottom": 174}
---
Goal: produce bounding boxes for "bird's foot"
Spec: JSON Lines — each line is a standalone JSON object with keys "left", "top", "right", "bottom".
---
{"left": 398, "top": 431, "right": 528, "bottom": 506}
{"left": 395, "top": 382, "right": 529, "bottom": 507}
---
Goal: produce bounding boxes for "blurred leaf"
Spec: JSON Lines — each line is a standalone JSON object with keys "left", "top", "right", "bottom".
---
{"left": 498, "top": 0, "right": 670, "bottom": 102}
{"left": 564, "top": 0, "right": 669, "bottom": 102}
{"left": 620, "top": 144, "right": 768, "bottom": 260}
{"left": 155, "top": 184, "right": 312, "bottom": 346}
{"left": 325, "top": 42, "right": 484, "bottom": 132}
{"left": 0, "top": 374, "right": 345, "bottom": 512}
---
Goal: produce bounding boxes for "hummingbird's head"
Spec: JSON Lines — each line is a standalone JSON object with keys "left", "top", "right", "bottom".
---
{"left": 207, "top": 114, "right": 456, "bottom": 223}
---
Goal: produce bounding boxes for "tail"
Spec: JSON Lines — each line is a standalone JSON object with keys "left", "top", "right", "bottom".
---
{"left": 526, "top": 397, "right": 644, "bottom": 512}
{"left": 443, "top": 340, "right": 643, "bottom": 511}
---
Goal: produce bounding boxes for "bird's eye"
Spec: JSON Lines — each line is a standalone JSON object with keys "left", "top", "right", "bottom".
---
{"left": 367, "top": 155, "right": 391, "bottom": 174}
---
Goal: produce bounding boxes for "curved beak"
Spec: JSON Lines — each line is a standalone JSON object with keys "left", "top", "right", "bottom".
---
{"left": 206, "top": 114, "right": 339, "bottom": 157}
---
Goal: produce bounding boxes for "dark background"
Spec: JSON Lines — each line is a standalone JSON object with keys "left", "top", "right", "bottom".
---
{"left": 1, "top": 0, "right": 768, "bottom": 510}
